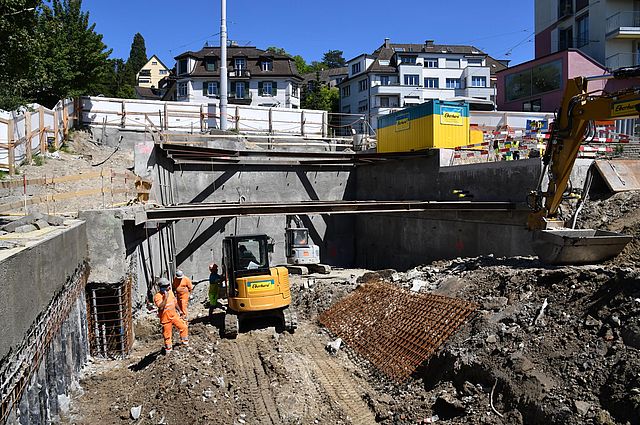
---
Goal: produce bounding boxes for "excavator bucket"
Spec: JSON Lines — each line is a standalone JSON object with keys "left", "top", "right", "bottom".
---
{"left": 532, "top": 229, "right": 632, "bottom": 265}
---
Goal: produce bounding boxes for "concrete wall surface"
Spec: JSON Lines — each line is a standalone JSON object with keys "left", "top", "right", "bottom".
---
{"left": 0, "top": 221, "right": 87, "bottom": 362}
{"left": 356, "top": 154, "right": 543, "bottom": 203}
{"left": 353, "top": 155, "right": 598, "bottom": 270}
{"left": 0, "top": 222, "right": 89, "bottom": 424}
{"left": 168, "top": 163, "right": 357, "bottom": 281}
{"left": 356, "top": 210, "right": 533, "bottom": 270}
{"left": 78, "top": 210, "right": 128, "bottom": 285}
{"left": 9, "top": 293, "right": 89, "bottom": 424}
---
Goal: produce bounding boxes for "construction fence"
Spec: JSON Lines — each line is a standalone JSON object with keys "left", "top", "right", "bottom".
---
{"left": 449, "top": 111, "right": 639, "bottom": 166}
{"left": 0, "top": 168, "right": 138, "bottom": 214}
{"left": 0, "top": 99, "right": 75, "bottom": 175}
{"left": 80, "top": 96, "right": 341, "bottom": 137}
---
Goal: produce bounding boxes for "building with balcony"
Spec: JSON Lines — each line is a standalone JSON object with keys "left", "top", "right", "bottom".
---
{"left": 136, "top": 55, "right": 170, "bottom": 88}
{"left": 173, "top": 45, "right": 303, "bottom": 108}
{"left": 337, "top": 39, "right": 506, "bottom": 130}
{"left": 535, "top": 0, "right": 640, "bottom": 69}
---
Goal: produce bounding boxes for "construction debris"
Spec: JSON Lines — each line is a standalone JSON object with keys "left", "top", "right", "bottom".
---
{"left": 319, "top": 281, "right": 477, "bottom": 381}
{"left": 0, "top": 212, "right": 65, "bottom": 233}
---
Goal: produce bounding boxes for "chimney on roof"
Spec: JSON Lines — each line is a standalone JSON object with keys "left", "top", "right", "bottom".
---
{"left": 384, "top": 38, "right": 390, "bottom": 48}
{"left": 425, "top": 40, "right": 434, "bottom": 48}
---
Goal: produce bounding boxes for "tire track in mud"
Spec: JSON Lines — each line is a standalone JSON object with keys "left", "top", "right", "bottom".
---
{"left": 301, "top": 340, "right": 376, "bottom": 425}
{"left": 230, "top": 339, "right": 282, "bottom": 425}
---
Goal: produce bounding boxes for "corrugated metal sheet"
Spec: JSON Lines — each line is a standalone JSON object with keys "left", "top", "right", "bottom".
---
{"left": 595, "top": 159, "right": 640, "bottom": 192}
{"left": 377, "top": 100, "right": 470, "bottom": 153}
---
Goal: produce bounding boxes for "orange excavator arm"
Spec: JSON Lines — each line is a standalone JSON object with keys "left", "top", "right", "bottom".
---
{"left": 527, "top": 71, "right": 640, "bottom": 230}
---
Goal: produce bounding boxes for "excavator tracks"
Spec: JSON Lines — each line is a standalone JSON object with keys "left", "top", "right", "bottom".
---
{"left": 301, "top": 340, "right": 377, "bottom": 425}
{"left": 230, "top": 339, "right": 282, "bottom": 425}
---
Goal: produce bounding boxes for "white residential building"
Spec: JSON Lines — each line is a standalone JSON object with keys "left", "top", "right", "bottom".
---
{"left": 174, "top": 45, "right": 303, "bottom": 108}
{"left": 535, "top": 0, "right": 640, "bottom": 69}
{"left": 338, "top": 39, "right": 503, "bottom": 130}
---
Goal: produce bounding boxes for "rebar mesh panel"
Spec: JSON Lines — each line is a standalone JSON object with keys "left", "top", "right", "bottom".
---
{"left": 319, "top": 281, "right": 477, "bottom": 382}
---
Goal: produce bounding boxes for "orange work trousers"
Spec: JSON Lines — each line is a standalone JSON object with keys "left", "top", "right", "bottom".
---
{"left": 176, "top": 292, "right": 190, "bottom": 320}
{"left": 161, "top": 314, "right": 188, "bottom": 349}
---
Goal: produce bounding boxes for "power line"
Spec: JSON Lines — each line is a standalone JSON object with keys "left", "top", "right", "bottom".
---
{"left": 502, "top": 32, "right": 535, "bottom": 57}
{"left": 167, "top": 32, "right": 222, "bottom": 55}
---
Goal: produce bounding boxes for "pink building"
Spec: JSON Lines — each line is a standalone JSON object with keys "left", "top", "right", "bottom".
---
{"left": 496, "top": 49, "right": 607, "bottom": 112}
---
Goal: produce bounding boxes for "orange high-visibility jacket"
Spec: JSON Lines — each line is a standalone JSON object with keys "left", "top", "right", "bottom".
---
{"left": 153, "top": 290, "right": 179, "bottom": 324}
{"left": 173, "top": 276, "right": 193, "bottom": 297}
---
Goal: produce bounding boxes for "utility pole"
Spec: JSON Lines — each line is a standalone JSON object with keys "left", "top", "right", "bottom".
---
{"left": 220, "top": 0, "right": 228, "bottom": 131}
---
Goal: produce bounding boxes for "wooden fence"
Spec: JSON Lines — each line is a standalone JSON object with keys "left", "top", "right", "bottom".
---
{"left": 0, "top": 99, "right": 75, "bottom": 175}
{"left": 0, "top": 168, "right": 137, "bottom": 214}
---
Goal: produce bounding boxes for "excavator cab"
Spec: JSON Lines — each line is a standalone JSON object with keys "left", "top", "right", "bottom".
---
{"left": 221, "top": 235, "right": 297, "bottom": 338}
{"left": 285, "top": 227, "right": 320, "bottom": 265}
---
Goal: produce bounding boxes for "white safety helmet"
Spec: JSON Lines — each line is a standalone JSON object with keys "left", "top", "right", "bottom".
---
{"left": 175, "top": 270, "right": 184, "bottom": 278}
{"left": 157, "top": 277, "right": 170, "bottom": 288}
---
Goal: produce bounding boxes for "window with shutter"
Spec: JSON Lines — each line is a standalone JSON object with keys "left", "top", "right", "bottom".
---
{"left": 263, "top": 82, "right": 272, "bottom": 96}
{"left": 272, "top": 81, "right": 277, "bottom": 96}
{"left": 258, "top": 81, "right": 264, "bottom": 95}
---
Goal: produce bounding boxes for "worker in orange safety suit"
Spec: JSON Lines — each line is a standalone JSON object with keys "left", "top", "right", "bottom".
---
{"left": 172, "top": 269, "right": 193, "bottom": 320}
{"left": 153, "top": 278, "right": 188, "bottom": 354}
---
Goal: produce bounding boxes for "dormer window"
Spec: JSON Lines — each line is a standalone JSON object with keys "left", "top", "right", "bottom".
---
{"left": 351, "top": 62, "right": 361, "bottom": 74}
{"left": 235, "top": 57, "right": 246, "bottom": 70}
{"left": 261, "top": 59, "right": 273, "bottom": 71}
{"left": 205, "top": 58, "right": 217, "bottom": 71}
{"left": 178, "top": 59, "right": 188, "bottom": 75}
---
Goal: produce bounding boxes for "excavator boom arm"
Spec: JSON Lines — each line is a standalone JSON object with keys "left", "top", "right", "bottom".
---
{"left": 528, "top": 74, "right": 640, "bottom": 230}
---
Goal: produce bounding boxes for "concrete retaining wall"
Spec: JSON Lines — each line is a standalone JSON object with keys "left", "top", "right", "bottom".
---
{"left": 0, "top": 222, "right": 87, "bottom": 362}
{"left": 168, "top": 162, "right": 357, "bottom": 282}
{"left": 354, "top": 156, "right": 594, "bottom": 270}
{"left": 0, "top": 222, "right": 89, "bottom": 423}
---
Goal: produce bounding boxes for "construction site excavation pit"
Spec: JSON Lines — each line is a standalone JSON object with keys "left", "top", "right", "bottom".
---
{"left": 1, "top": 133, "right": 639, "bottom": 425}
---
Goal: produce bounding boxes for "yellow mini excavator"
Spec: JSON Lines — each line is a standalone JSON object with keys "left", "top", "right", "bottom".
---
{"left": 527, "top": 66, "right": 640, "bottom": 264}
{"left": 221, "top": 234, "right": 297, "bottom": 338}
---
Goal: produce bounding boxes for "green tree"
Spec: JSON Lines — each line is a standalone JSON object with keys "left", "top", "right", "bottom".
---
{"left": 322, "top": 50, "right": 346, "bottom": 69}
{"left": 126, "top": 32, "right": 147, "bottom": 84}
{"left": 292, "top": 55, "right": 309, "bottom": 74}
{"left": 302, "top": 71, "right": 339, "bottom": 112}
{"left": 104, "top": 58, "right": 135, "bottom": 98}
{"left": 308, "top": 61, "right": 326, "bottom": 73}
{"left": 0, "top": 0, "right": 42, "bottom": 110}
{"left": 266, "top": 46, "right": 287, "bottom": 55}
{"left": 36, "top": 0, "right": 112, "bottom": 106}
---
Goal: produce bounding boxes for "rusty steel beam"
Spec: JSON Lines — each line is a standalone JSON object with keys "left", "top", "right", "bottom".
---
{"left": 319, "top": 281, "right": 477, "bottom": 382}
{"left": 142, "top": 200, "right": 517, "bottom": 222}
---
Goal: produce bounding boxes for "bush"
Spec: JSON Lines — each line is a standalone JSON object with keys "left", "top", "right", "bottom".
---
{"left": 33, "top": 155, "right": 45, "bottom": 166}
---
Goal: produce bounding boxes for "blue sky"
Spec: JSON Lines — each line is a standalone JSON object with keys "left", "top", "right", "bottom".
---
{"left": 82, "top": 0, "right": 535, "bottom": 68}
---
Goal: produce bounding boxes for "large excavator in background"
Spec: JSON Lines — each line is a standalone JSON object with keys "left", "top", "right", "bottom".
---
{"left": 285, "top": 215, "right": 331, "bottom": 274}
{"left": 527, "top": 67, "right": 640, "bottom": 264}
{"left": 221, "top": 234, "right": 297, "bottom": 338}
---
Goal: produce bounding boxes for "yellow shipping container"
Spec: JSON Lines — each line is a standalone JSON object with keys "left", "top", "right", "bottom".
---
{"left": 377, "top": 100, "right": 470, "bottom": 153}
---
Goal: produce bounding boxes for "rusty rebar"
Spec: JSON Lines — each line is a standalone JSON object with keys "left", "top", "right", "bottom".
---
{"left": 319, "top": 281, "right": 477, "bottom": 382}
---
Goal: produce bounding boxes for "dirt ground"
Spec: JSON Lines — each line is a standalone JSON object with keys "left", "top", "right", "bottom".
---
{"left": 60, "top": 191, "right": 640, "bottom": 425}
{"left": 0, "top": 130, "right": 135, "bottom": 215}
